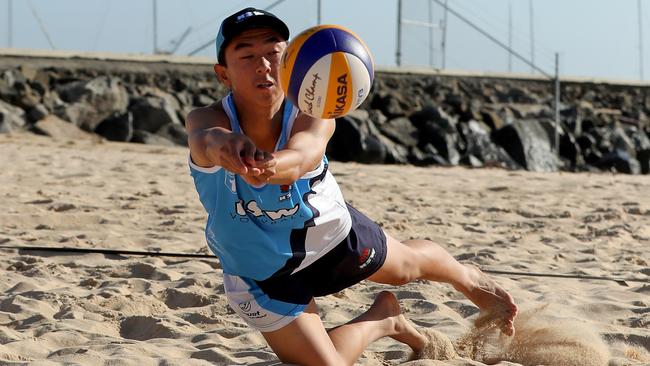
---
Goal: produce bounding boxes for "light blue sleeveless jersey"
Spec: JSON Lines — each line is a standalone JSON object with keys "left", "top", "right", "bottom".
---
{"left": 189, "top": 95, "right": 352, "bottom": 281}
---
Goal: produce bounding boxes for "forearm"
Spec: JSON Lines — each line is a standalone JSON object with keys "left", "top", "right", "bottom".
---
{"left": 190, "top": 127, "right": 230, "bottom": 166}
{"left": 265, "top": 149, "right": 315, "bottom": 185}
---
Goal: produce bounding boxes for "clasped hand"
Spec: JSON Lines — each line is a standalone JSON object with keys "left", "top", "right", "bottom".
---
{"left": 216, "top": 133, "right": 277, "bottom": 185}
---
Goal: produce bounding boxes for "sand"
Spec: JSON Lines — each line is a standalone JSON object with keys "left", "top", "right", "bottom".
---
{"left": 0, "top": 132, "right": 648, "bottom": 365}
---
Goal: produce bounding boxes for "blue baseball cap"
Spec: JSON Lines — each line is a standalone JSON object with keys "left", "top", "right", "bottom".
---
{"left": 215, "top": 7, "right": 290, "bottom": 64}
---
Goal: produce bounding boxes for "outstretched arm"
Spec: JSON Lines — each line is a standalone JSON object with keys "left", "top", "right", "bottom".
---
{"left": 263, "top": 114, "right": 335, "bottom": 185}
{"left": 185, "top": 104, "right": 274, "bottom": 176}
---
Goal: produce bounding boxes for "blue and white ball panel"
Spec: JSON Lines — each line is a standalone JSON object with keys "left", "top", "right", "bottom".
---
{"left": 295, "top": 53, "right": 330, "bottom": 118}
{"left": 286, "top": 26, "right": 374, "bottom": 100}
{"left": 296, "top": 52, "right": 372, "bottom": 119}
{"left": 345, "top": 53, "right": 373, "bottom": 109}
{"left": 281, "top": 25, "right": 374, "bottom": 119}
{"left": 224, "top": 274, "right": 307, "bottom": 332}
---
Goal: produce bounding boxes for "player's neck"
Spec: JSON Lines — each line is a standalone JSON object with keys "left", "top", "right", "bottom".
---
{"left": 234, "top": 95, "right": 284, "bottom": 151}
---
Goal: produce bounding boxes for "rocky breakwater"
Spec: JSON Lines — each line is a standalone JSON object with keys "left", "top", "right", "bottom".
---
{"left": 1, "top": 51, "right": 648, "bottom": 174}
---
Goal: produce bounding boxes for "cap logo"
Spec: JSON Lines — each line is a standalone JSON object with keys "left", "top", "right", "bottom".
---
{"left": 236, "top": 10, "right": 264, "bottom": 23}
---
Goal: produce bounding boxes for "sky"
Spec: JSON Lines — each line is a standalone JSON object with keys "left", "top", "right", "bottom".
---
{"left": 1, "top": 0, "right": 649, "bottom": 81}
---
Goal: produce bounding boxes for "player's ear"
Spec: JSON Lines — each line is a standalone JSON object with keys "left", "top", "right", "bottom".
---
{"left": 214, "top": 64, "right": 231, "bottom": 87}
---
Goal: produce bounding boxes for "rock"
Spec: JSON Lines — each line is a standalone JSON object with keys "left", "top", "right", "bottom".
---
{"left": 510, "top": 103, "right": 554, "bottom": 120}
{"left": 409, "top": 144, "right": 447, "bottom": 166}
{"left": 595, "top": 150, "right": 641, "bottom": 174}
{"left": 631, "top": 126, "right": 650, "bottom": 151}
{"left": 410, "top": 104, "right": 447, "bottom": 129}
{"left": 576, "top": 133, "right": 597, "bottom": 152}
{"left": 480, "top": 109, "right": 505, "bottom": 131}
{"left": 0, "top": 100, "right": 26, "bottom": 133}
{"left": 637, "top": 149, "right": 650, "bottom": 174}
{"left": 130, "top": 130, "right": 175, "bottom": 146}
{"left": 370, "top": 91, "right": 408, "bottom": 118}
{"left": 460, "top": 154, "right": 484, "bottom": 168}
{"left": 377, "top": 133, "right": 409, "bottom": 164}
{"left": 505, "top": 86, "right": 538, "bottom": 103}
{"left": 367, "top": 109, "right": 387, "bottom": 126}
{"left": 584, "top": 149, "right": 603, "bottom": 166}
{"left": 379, "top": 117, "right": 419, "bottom": 147}
{"left": 130, "top": 93, "right": 183, "bottom": 132}
{"left": 0, "top": 69, "right": 25, "bottom": 103}
{"left": 32, "top": 115, "right": 97, "bottom": 141}
{"left": 156, "top": 123, "right": 188, "bottom": 146}
{"left": 95, "top": 113, "right": 133, "bottom": 142}
{"left": 193, "top": 94, "right": 216, "bottom": 107}
{"left": 411, "top": 105, "right": 460, "bottom": 165}
{"left": 492, "top": 119, "right": 558, "bottom": 172}
{"left": 56, "top": 80, "right": 89, "bottom": 103}
{"left": 54, "top": 76, "right": 129, "bottom": 131}
{"left": 327, "top": 114, "right": 387, "bottom": 164}
{"left": 0, "top": 68, "right": 42, "bottom": 109}
{"left": 559, "top": 130, "right": 584, "bottom": 169}
{"left": 14, "top": 82, "right": 41, "bottom": 109}
{"left": 41, "top": 90, "right": 65, "bottom": 112}
{"left": 26, "top": 104, "right": 49, "bottom": 124}
{"left": 28, "top": 70, "right": 52, "bottom": 95}
{"left": 537, "top": 119, "right": 584, "bottom": 170}
{"left": 460, "top": 120, "right": 521, "bottom": 169}
{"left": 610, "top": 126, "right": 636, "bottom": 157}
{"left": 444, "top": 92, "right": 465, "bottom": 117}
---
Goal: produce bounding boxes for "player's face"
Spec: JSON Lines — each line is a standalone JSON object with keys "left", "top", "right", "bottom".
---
{"left": 217, "top": 28, "right": 286, "bottom": 106}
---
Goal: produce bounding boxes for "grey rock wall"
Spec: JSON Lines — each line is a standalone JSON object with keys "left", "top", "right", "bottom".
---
{"left": 1, "top": 55, "right": 648, "bottom": 174}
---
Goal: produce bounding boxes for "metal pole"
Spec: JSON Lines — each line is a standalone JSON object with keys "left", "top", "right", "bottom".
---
{"left": 429, "top": 0, "right": 434, "bottom": 67}
{"left": 442, "top": 0, "right": 448, "bottom": 69}
{"left": 508, "top": 1, "right": 512, "bottom": 72}
{"left": 153, "top": 0, "right": 158, "bottom": 54}
{"left": 8, "top": 0, "right": 12, "bottom": 47}
{"left": 396, "top": 0, "right": 402, "bottom": 67}
{"left": 26, "top": 0, "right": 55, "bottom": 49}
{"left": 554, "top": 53, "right": 561, "bottom": 161}
{"left": 317, "top": 0, "right": 322, "bottom": 25}
{"left": 638, "top": 0, "right": 645, "bottom": 80}
{"left": 529, "top": 0, "right": 535, "bottom": 74}
{"left": 432, "top": 0, "right": 552, "bottom": 78}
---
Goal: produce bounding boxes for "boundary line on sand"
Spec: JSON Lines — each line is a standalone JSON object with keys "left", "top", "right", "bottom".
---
{"left": 1, "top": 245, "right": 647, "bottom": 287}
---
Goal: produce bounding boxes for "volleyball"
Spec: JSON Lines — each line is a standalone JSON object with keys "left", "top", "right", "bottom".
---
{"left": 279, "top": 25, "right": 374, "bottom": 119}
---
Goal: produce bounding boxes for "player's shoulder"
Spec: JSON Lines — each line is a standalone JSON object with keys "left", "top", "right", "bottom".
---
{"left": 186, "top": 101, "right": 231, "bottom": 132}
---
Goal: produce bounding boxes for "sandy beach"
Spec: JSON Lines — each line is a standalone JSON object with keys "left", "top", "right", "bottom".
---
{"left": 0, "top": 132, "right": 648, "bottom": 365}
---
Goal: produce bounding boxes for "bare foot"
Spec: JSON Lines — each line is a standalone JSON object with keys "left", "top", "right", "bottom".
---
{"left": 455, "top": 265, "right": 518, "bottom": 336}
{"left": 369, "top": 291, "right": 428, "bottom": 353}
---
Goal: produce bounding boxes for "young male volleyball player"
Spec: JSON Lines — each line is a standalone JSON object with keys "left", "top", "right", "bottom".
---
{"left": 185, "top": 7, "right": 517, "bottom": 365}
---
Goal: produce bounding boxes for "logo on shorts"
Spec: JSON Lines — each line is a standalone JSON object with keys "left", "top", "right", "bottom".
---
{"left": 358, "top": 247, "right": 376, "bottom": 269}
{"left": 237, "top": 301, "right": 268, "bottom": 320}
{"left": 239, "top": 301, "right": 252, "bottom": 312}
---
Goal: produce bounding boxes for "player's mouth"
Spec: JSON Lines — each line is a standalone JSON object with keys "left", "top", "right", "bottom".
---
{"left": 257, "top": 81, "right": 274, "bottom": 89}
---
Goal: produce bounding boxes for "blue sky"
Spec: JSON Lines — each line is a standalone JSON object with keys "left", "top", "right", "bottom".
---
{"left": 2, "top": 0, "right": 648, "bottom": 81}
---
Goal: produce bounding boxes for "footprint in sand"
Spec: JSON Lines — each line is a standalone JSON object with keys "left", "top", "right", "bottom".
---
{"left": 119, "top": 316, "right": 177, "bottom": 340}
{"left": 48, "top": 203, "right": 76, "bottom": 212}
{"left": 162, "top": 288, "right": 211, "bottom": 310}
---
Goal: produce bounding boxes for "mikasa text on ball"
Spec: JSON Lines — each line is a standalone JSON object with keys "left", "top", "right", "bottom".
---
{"left": 280, "top": 25, "right": 374, "bottom": 119}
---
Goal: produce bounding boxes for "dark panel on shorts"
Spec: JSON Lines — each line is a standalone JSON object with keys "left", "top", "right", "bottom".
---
{"left": 254, "top": 202, "right": 387, "bottom": 305}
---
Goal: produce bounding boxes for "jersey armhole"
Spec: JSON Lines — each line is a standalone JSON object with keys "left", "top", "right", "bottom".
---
{"left": 189, "top": 154, "right": 222, "bottom": 174}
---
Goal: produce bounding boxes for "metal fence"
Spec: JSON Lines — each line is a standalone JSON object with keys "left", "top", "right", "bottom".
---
{"left": 2, "top": 0, "right": 647, "bottom": 81}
